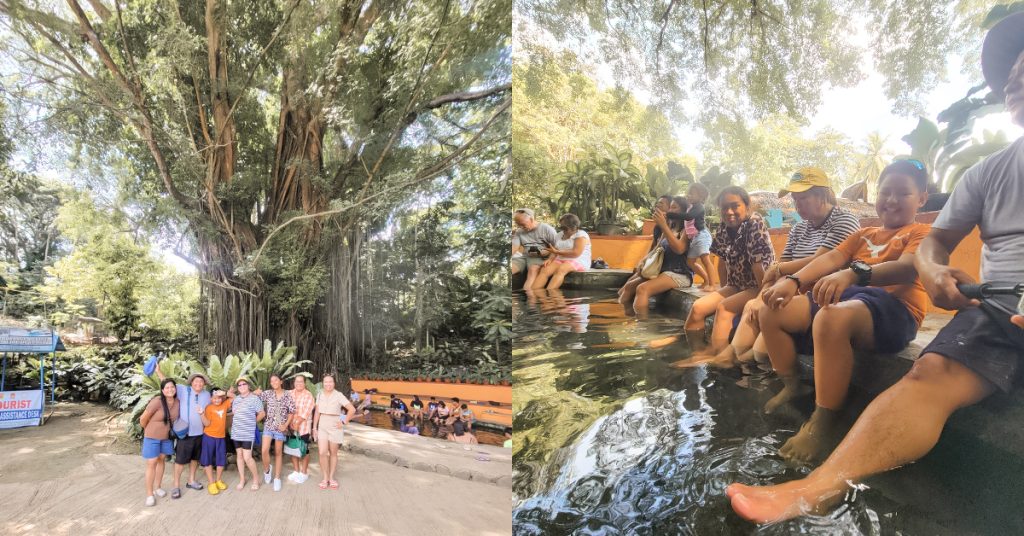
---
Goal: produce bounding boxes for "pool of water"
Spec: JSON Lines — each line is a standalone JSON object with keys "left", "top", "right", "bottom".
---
{"left": 356, "top": 408, "right": 505, "bottom": 446}
{"left": 512, "top": 289, "right": 1024, "bottom": 535}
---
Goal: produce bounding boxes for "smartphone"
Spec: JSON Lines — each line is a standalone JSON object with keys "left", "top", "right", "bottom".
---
{"left": 1018, "top": 292, "right": 1024, "bottom": 315}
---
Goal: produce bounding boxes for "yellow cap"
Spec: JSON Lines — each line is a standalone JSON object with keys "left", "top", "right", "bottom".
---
{"left": 778, "top": 167, "right": 831, "bottom": 197}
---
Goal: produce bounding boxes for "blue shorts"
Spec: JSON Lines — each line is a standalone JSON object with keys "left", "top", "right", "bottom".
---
{"left": 794, "top": 286, "right": 918, "bottom": 355}
{"left": 200, "top": 435, "right": 227, "bottom": 467}
{"left": 263, "top": 429, "right": 287, "bottom": 442}
{"left": 142, "top": 438, "right": 174, "bottom": 459}
{"left": 687, "top": 228, "right": 712, "bottom": 258}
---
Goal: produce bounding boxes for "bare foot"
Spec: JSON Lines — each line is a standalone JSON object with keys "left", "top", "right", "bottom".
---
{"left": 674, "top": 347, "right": 737, "bottom": 369}
{"left": 727, "top": 479, "right": 846, "bottom": 523}
{"left": 763, "top": 376, "right": 812, "bottom": 414}
{"left": 649, "top": 335, "right": 681, "bottom": 349}
{"left": 778, "top": 406, "right": 844, "bottom": 464}
{"left": 735, "top": 348, "right": 756, "bottom": 364}
{"left": 236, "top": 480, "right": 245, "bottom": 491}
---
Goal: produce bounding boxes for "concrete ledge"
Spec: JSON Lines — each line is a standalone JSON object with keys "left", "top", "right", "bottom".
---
{"left": 340, "top": 422, "right": 512, "bottom": 488}
{"left": 654, "top": 288, "right": 1024, "bottom": 460}
{"left": 512, "top": 269, "right": 633, "bottom": 291}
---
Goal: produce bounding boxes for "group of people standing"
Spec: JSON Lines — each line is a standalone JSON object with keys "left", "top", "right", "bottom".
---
{"left": 139, "top": 366, "right": 355, "bottom": 506}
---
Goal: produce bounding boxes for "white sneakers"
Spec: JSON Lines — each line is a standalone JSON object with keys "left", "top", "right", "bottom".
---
{"left": 287, "top": 471, "right": 298, "bottom": 482}
{"left": 264, "top": 467, "right": 273, "bottom": 484}
{"left": 145, "top": 495, "right": 156, "bottom": 507}
{"left": 285, "top": 471, "right": 309, "bottom": 483}
{"left": 154, "top": 488, "right": 167, "bottom": 498}
{"left": 273, "top": 478, "right": 282, "bottom": 492}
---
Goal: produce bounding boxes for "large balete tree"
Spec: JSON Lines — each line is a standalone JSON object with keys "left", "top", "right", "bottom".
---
{"left": 0, "top": 0, "right": 510, "bottom": 372}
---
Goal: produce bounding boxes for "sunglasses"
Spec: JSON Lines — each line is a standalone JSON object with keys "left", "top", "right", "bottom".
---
{"left": 894, "top": 158, "right": 926, "bottom": 171}
{"left": 237, "top": 381, "right": 248, "bottom": 386}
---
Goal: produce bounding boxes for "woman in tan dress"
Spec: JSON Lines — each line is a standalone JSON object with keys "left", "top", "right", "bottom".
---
{"left": 312, "top": 374, "right": 356, "bottom": 490}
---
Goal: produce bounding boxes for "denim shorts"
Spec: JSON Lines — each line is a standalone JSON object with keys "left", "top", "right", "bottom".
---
{"left": 142, "top": 437, "right": 174, "bottom": 459}
{"left": 263, "top": 429, "right": 287, "bottom": 442}
{"left": 687, "top": 228, "right": 713, "bottom": 258}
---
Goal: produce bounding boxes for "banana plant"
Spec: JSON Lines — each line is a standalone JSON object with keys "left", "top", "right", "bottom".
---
{"left": 243, "top": 340, "right": 311, "bottom": 390}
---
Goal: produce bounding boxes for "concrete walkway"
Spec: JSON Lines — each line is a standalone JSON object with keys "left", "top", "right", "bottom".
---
{"left": 0, "top": 402, "right": 512, "bottom": 535}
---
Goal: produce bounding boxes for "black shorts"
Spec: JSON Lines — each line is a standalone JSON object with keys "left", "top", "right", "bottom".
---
{"left": 174, "top": 435, "right": 203, "bottom": 464}
{"left": 922, "top": 294, "right": 1024, "bottom": 393}
{"left": 233, "top": 440, "right": 254, "bottom": 451}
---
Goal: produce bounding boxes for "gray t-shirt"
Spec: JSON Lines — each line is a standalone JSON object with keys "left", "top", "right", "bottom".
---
{"left": 933, "top": 136, "right": 1024, "bottom": 282}
{"left": 513, "top": 223, "right": 559, "bottom": 257}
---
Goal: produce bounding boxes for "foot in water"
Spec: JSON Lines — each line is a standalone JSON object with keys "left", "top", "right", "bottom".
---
{"left": 672, "top": 346, "right": 737, "bottom": 369}
{"left": 778, "top": 406, "right": 844, "bottom": 464}
{"left": 763, "top": 375, "right": 812, "bottom": 414}
{"left": 726, "top": 478, "right": 846, "bottom": 524}
{"left": 649, "top": 335, "right": 682, "bottom": 349}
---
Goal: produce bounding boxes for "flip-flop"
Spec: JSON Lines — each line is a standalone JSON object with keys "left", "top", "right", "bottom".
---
{"left": 250, "top": 483, "right": 259, "bottom": 491}
{"left": 318, "top": 481, "right": 328, "bottom": 490}
{"left": 329, "top": 480, "right": 338, "bottom": 490}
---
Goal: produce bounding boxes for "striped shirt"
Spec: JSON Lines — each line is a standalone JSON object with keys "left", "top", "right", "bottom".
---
{"left": 230, "top": 393, "right": 263, "bottom": 442}
{"left": 780, "top": 207, "right": 860, "bottom": 261}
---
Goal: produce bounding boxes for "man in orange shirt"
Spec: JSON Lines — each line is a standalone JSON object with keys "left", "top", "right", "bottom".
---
{"left": 752, "top": 160, "right": 930, "bottom": 464}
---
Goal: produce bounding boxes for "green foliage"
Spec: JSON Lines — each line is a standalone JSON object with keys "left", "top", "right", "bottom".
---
{"left": 899, "top": 84, "right": 1012, "bottom": 192}
{"left": 553, "top": 146, "right": 649, "bottom": 229}
{"left": 239, "top": 340, "right": 312, "bottom": 391}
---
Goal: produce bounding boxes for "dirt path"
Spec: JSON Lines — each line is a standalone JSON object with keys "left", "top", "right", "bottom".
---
{"left": 0, "top": 402, "right": 512, "bottom": 535}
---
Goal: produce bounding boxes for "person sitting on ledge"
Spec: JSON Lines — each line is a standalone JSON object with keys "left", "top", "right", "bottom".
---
{"left": 681, "top": 168, "right": 859, "bottom": 369}
{"left": 658, "top": 186, "right": 774, "bottom": 354}
{"left": 512, "top": 208, "right": 559, "bottom": 289}
{"left": 727, "top": 15, "right": 1024, "bottom": 523}
{"left": 618, "top": 195, "right": 693, "bottom": 316}
{"left": 756, "top": 160, "right": 930, "bottom": 462}
{"left": 532, "top": 213, "right": 592, "bottom": 290}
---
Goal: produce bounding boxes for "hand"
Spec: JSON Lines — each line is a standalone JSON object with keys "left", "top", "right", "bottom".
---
{"left": 228, "top": 385, "right": 235, "bottom": 396}
{"left": 762, "top": 263, "right": 783, "bottom": 287}
{"left": 762, "top": 277, "right": 800, "bottom": 309}
{"left": 254, "top": 388, "right": 263, "bottom": 395}
{"left": 335, "top": 420, "right": 343, "bottom": 429}
{"left": 812, "top": 269, "right": 857, "bottom": 307}
{"left": 652, "top": 208, "right": 668, "bottom": 228}
{"left": 312, "top": 429, "right": 318, "bottom": 442}
{"left": 195, "top": 405, "right": 204, "bottom": 415}
{"left": 1012, "top": 316, "right": 1024, "bottom": 330}
{"left": 278, "top": 422, "right": 288, "bottom": 432}
{"left": 919, "top": 265, "right": 981, "bottom": 310}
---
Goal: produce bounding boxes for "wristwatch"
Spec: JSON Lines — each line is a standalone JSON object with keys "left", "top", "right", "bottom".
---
{"left": 850, "top": 259, "right": 872, "bottom": 286}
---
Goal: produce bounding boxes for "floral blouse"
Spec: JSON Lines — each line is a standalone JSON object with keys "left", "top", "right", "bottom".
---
{"left": 710, "top": 213, "right": 775, "bottom": 290}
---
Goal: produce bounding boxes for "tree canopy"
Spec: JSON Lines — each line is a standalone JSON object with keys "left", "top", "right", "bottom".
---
{"left": 0, "top": 0, "right": 511, "bottom": 372}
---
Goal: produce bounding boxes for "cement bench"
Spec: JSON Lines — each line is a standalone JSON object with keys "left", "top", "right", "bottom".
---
{"left": 511, "top": 268, "right": 633, "bottom": 290}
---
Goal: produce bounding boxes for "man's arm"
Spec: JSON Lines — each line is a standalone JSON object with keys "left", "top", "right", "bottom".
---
{"left": 914, "top": 227, "right": 980, "bottom": 310}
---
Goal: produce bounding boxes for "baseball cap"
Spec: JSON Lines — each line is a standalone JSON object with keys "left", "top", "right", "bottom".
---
{"left": 982, "top": 12, "right": 1024, "bottom": 99}
{"left": 778, "top": 167, "right": 831, "bottom": 197}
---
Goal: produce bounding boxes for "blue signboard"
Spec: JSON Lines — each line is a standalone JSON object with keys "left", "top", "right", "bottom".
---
{"left": 0, "top": 328, "right": 63, "bottom": 353}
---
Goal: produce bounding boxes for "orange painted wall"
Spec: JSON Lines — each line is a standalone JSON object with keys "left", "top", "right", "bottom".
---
{"left": 351, "top": 379, "right": 511, "bottom": 427}
{"left": 590, "top": 235, "right": 655, "bottom": 270}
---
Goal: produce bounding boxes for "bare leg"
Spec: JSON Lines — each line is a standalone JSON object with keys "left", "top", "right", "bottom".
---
{"left": 728, "top": 353, "right": 994, "bottom": 523}
{"left": 708, "top": 288, "right": 757, "bottom": 353}
{"left": 173, "top": 462, "right": 184, "bottom": 489}
{"left": 153, "top": 456, "right": 165, "bottom": 493}
{"left": 532, "top": 263, "right": 557, "bottom": 289}
{"left": 216, "top": 466, "right": 223, "bottom": 482}
{"left": 618, "top": 276, "right": 644, "bottom": 314}
{"left": 632, "top": 274, "right": 678, "bottom": 313}
{"left": 274, "top": 439, "right": 285, "bottom": 479}
{"left": 145, "top": 458, "right": 158, "bottom": 498}
{"left": 687, "top": 257, "right": 710, "bottom": 289}
{"left": 779, "top": 301, "right": 876, "bottom": 463}
{"left": 328, "top": 442, "right": 340, "bottom": 482}
{"left": 700, "top": 255, "right": 718, "bottom": 289}
{"left": 546, "top": 263, "right": 577, "bottom": 290}
{"left": 204, "top": 465, "right": 214, "bottom": 486}
{"left": 300, "top": 454, "right": 310, "bottom": 475}
{"left": 261, "top": 437, "right": 273, "bottom": 478}
{"left": 523, "top": 264, "right": 542, "bottom": 290}
{"left": 759, "top": 294, "right": 813, "bottom": 413}
{"left": 189, "top": 460, "right": 199, "bottom": 485}
{"left": 318, "top": 441, "right": 330, "bottom": 485}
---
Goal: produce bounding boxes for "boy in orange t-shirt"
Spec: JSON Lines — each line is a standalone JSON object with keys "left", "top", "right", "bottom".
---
{"left": 199, "top": 387, "right": 234, "bottom": 495}
{"left": 755, "top": 159, "right": 931, "bottom": 464}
